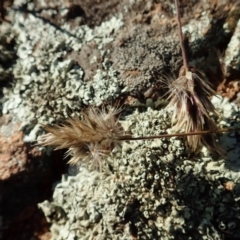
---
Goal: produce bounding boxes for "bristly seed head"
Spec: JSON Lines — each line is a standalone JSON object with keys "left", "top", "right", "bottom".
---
{"left": 38, "top": 106, "right": 129, "bottom": 169}
{"left": 166, "top": 66, "right": 224, "bottom": 155}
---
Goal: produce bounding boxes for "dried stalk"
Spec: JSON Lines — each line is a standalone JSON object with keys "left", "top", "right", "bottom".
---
{"left": 117, "top": 128, "right": 240, "bottom": 141}
{"left": 174, "top": 0, "right": 188, "bottom": 70}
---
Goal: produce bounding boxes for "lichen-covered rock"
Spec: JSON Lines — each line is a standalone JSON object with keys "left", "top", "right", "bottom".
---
{"left": 39, "top": 96, "right": 240, "bottom": 240}
{"left": 2, "top": 1, "right": 240, "bottom": 240}
{"left": 225, "top": 17, "right": 240, "bottom": 77}
{"left": 2, "top": 2, "right": 124, "bottom": 140}
{"left": 2, "top": 0, "right": 240, "bottom": 142}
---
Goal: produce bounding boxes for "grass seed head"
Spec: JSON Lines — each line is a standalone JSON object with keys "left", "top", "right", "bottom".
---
{"left": 166, "top": 66, "right": 223, "bottom": 154}
{"left": 38, "top": 106, "right": 128, "bottom": 168}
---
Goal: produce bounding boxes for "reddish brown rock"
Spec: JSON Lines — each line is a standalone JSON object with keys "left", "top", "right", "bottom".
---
{"left": 0, "top": 117, "right": 66, "bottom": 240}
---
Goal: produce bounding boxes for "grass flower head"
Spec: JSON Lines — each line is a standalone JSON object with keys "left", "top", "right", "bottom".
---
{"left": 38, "top": 106, "right": 129, "bottom": 169}
{"left": 166, "top": 66, "right": 223, "bottom": 154}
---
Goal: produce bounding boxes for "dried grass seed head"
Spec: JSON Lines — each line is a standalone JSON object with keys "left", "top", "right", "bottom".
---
{"left": 166, "top": 66, "right": 222, "bottom": 154}
{"left": 38, "top": 106, "right": 128, "bottom": 168}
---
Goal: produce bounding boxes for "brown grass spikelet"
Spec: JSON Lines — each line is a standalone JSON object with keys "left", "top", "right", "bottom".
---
{"left": 166, "top": 66, "right": 223, "bottom": 154}
{"left": 38, "top": 106, "right": 129, "bottom": 168}
{"left": 163, "top": 0, "right": 225, "bottom": 155}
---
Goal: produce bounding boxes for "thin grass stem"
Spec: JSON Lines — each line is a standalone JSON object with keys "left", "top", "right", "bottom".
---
{"left": 117, "top": 127, "right": 240, "bottom": 141}
{"left": 175, "top": 0, "right": 188, "bottom": 70}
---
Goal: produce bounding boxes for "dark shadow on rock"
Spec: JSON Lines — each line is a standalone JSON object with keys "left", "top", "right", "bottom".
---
{"left": 0, "top": 148, "right": 68, "bottom": 240}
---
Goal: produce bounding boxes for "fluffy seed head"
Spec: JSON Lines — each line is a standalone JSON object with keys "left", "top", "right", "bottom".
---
{"left": 166, "top": 66, "right": 223, "bottom": 154}
{"left": 38, "top": 106, "right": 128, "bottom": 168}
